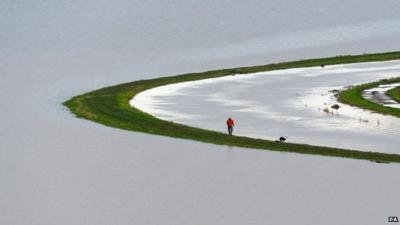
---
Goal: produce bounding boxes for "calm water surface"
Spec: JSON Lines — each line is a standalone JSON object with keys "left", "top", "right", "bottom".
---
{"left": 2, "top": 1, "right": 400, "bottom": 225}
{"left": 132, "top": 60, "right": 400, "bottom": 153}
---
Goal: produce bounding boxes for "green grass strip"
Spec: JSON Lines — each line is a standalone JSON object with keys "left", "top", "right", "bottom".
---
{"left": 387, "top": 86, "right": 400, "bottom": 103}
{"left": 64, "top": 51, "right": 400, "bottom": 163}
{"left": 338, "top": 77, "right": 400, "bottom": 118}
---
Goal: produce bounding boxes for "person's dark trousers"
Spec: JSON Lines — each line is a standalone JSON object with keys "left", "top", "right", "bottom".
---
{"left": 228, "top": 126, "right": 233, "bottom": 135}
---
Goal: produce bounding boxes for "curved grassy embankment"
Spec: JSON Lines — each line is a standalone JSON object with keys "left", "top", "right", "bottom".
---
{"left": 338, "top": 77, "right": 400, "bottom": 118}
{"left": 387, "top": 86, "right": 400, "bottom": 103}
{"left": 64, "top": 51, "right": 400, "bottom": 163}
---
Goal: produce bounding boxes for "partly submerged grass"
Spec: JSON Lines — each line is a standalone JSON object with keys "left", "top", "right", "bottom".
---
{"left": 387, "top": 86, "right": 400, "bottom": 103}
{"left": 64, "top": 51, "right": 400, "bottom": 163}
{"left": 338, "top": 77, "right": 400, "bottom": 118}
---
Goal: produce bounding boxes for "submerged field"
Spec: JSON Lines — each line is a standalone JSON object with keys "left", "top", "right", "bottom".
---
{"left": 65, "top": 51, "right": 400, "bottom": 163}
{"left": 6, "top": 1, "right": 400, "bottom": 224}
{"left": 338, "top": 77, "right": 400, "bottom": 117}
{"left": 132, "top": 60, "right": 400, "bottom": 153}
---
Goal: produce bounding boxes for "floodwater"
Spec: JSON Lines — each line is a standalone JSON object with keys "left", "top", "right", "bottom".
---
{"left": 363, "top": 83, "right": 400, "bottom": 109}
{"left": 131, "top": 60, "right": 400, "bottom": 153}
{"left": 2, "top": 1, "right": 400, "bottom": 225}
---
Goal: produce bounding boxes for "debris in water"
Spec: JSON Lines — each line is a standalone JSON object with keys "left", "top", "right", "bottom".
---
{"left": 331, "top": 104, "right": 340, "bottom": 109}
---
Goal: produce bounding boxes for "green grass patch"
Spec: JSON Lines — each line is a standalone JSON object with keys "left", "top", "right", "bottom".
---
{"left": 338, "top": 77, "right": 400, "bottom": 118}
{"left": 387, "top": 86, "right": 400, "bottom": 103}
{"left": 64, "top": 51, "right": 400, "bottom": 163}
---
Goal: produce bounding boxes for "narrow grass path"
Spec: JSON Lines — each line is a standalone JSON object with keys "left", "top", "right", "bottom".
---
{"left": 387, "top": 86, "right": 400, "bottom": 103}
{"left": 338, "top": 77, "right": 400, "bottom": 118}
{"left": 64, "top": 51, "right": 400, "bottom": 163}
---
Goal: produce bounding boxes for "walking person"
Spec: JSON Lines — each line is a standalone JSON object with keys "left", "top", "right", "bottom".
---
{"left": 226, "top": 117, "right": 235, "bottom": 135}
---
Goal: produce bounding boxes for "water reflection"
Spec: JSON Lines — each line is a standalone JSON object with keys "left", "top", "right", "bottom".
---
{"left": 132, "top": 60, "right": 400, "bottom": 153}
{"left": 362, "top": 83, "right": 400, "bottom": 109}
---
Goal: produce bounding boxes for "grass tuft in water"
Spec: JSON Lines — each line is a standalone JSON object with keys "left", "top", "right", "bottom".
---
{"left": 387, "top": 86, "right": 400, "bottom": 103}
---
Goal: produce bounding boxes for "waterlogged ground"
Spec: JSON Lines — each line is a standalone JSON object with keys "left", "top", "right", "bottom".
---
{"left": 132, "top": 60, "right": 400, "bottom": 153}
{"left": 363, "top": 83, "right": 400, "bottom": 109}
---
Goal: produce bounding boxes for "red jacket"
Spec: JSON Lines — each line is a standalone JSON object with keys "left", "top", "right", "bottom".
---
{"left": 226, "top": 118, "right": 234, "bottom": 127}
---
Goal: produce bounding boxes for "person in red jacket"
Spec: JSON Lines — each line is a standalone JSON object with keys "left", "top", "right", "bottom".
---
{"left": 226, "top": 117, "right": 235, "bottom": 135}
